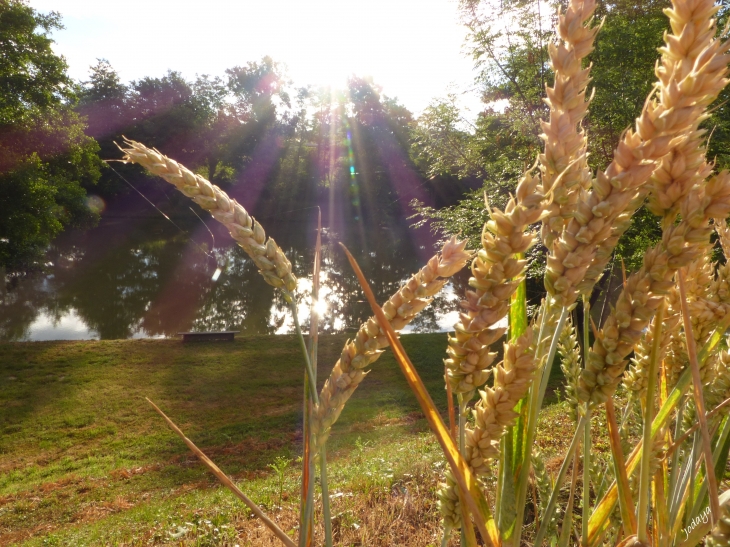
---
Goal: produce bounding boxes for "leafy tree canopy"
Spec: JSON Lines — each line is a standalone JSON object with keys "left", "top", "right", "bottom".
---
{"left": 0, "top": 0, "right": 101, "bottom": 273}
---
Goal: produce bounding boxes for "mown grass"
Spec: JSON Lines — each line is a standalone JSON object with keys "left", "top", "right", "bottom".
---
{"left": 0, "top": 334, "right": 571, "bottom": 546}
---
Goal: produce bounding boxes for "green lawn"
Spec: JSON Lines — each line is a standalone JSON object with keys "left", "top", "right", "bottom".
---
{"left": 0, "top": 333, "right": 570, "bottom": 546}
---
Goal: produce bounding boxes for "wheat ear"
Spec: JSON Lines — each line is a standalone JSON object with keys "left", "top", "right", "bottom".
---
{"left": 117, "top": 139, "right": 297, "bottom": 297}
{"left": 539, "top": 0, "right": 598, "bottom": 250}
{"left": 623, "top": 287, "right": 681, "bottom": 399}
{"left": 438, "top": 169, "right": 543, "bottom": 529}
{"left": 310, "top": 237, "right": 471, "bottom": 454}
{"left": 465, "top": 329, "right": 537, "bottom": 474}
{"left": 547, "top": 0, "right": 730, "bottom": 307}
{"left": 579, "top": 172, "right": 730, "bottom": 405}
{"left": 445, "top": 171, "right": 543, "bottom": 396}
{"left": 660, "top": 254, "right": 726, "bottom": 390}
{"left": 558, "top": 316, "right": 583, "bottom": 422}
{"left": 439, "top": 329, "right": 538, "bottom": 528}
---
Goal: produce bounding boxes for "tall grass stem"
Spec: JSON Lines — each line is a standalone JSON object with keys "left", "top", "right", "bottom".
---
{"left": 533, "top": 415, "right": 587, "bottom": 547}
{"left": 513, "top": 304, "right": 567, "bottom": 547}
{"left": 638, "top": 299, "right": 665, "bottom": 541}
{"left": 147, "top": 399, "right": 297, "bottom": 547}
{"left": 581, "top": 295, "right": 590, "bottom": 546}
{"left": 290, "top": 301, "right": 320, "bottom": 406}
{"left": 677, "top": 269, "right": 720, "bottom": 522}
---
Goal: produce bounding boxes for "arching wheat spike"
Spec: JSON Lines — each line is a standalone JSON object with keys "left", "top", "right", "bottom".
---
{"left": 310, "top": 237, "right": 471, "bottom": 455}
{"left": 579, "top": 172, "right": 730, "bottom": 406}
{"left": 547, "top": 0, "right": 730, "bottom": 307}
{"left": 117, "top": 139, "right": 297, "bottom": 298}
{"left": 539, "top": 0, "right": 598, "bottom": 250}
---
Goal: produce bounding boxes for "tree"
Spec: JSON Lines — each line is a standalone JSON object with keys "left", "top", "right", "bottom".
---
{"left": 0, "top": 0, "right": 101, "bottom": 273}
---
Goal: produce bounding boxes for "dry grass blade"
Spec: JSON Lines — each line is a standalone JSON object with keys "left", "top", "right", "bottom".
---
{"left": 300, "top": 210, "right": 323, "bottom": 547}
{"left": 340, "top": 243, "right": 499, "bottom": 547}
{"left": 605, "top": 398, "right": 637, "bottom": 535}
{"left": 677, "top": 269, "right": 720, "bottom": 521}
{"left": 667, "top": 397, "right": 730, "bottom": 456}
{"left": 145, "top": 398, "right": 296, "bottom": 547}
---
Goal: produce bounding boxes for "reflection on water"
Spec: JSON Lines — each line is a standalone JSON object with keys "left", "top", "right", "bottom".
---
{"left": 1, "top": 211, "right": 469, "bottom": 341}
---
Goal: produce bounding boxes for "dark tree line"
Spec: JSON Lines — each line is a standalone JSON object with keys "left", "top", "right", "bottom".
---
{"left": 1, "top": 0, "right": 471, "bottom": 275}
{"left": 5, "top": 0, "right": 727, "bottom": 285}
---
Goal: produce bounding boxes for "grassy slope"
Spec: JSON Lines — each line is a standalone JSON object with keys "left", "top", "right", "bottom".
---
{"left": 0, "top": 334, "right": 570, "bottom": 546}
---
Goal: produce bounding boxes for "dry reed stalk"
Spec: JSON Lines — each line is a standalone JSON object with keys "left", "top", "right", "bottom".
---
{"left": 444, "top": 171, "right": 543, "bottom": 396}
{"left": 117, "top": 139, "right": 297, "bottom": 298}
{"left": 538, "top": 0, "right": 597, "bottom": 250}
{"left": 546, "top": 0, "right": 730, "bottom": 307}
{"left": 579, "top": 171, "right": 730, "bottom": 405}
{"left": 310, "top": 237, "right": 471, "bottom": 454}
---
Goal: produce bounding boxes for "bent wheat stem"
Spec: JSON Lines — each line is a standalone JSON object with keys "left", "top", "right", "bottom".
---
{"left": 147, "top": 399, "right": 296, "bottom": 547}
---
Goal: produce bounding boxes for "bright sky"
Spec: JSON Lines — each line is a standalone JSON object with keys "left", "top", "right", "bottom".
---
{"left": 29, "top": 0, "right": 483, "bottom": 117}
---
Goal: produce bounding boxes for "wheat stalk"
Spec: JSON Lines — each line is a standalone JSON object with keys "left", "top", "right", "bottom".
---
{"left": 539, "top": 0, "right": 597, "bottom": 250}
{"left": 310, "top": 236, "right": 471, "bottom": 454}
{"left": 117, "top": 139, "right": 298, "bottom": 298}
{"left": 546, "top": 0, "right": 730, "bottom": 308}
{"left": 445, "top": 171, "right": 543, "bottom": 397}
{"left": 579, "top": 172, "right": 730, "bottom": 405}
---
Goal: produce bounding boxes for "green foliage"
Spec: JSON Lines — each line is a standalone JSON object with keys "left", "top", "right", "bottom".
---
{"left": 586, "top": 0, "right": 669, "bottom": 171}
{"left": 0, "top": 1, "right": 72, "bottom": 125}
{"left": 410, "top": 0, "right": 730, "bottom": 289}
{"left": 0, "top": 0, "right": 101, "bottom": 273}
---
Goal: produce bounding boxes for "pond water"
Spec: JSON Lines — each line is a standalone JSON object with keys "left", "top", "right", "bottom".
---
{"left": 0, "top": 195, "right": 470, "bottom": 341}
